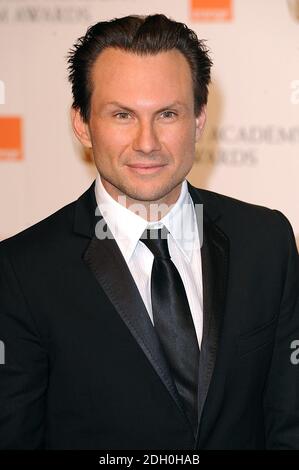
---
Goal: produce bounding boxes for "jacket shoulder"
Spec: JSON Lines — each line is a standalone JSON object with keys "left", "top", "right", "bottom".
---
{"left": 0, "top": 197, "right": 77, "bottom": 257}
{"left": 194, "top": 186, "right": 273, "bottom": 216}
{"left": 190, "top": 185, "right": 296, "bottom": 246}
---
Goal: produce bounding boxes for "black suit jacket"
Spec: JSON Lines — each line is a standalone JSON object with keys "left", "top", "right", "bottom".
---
{"left": 0, "top": 181, "right": 298, "bottom": 449}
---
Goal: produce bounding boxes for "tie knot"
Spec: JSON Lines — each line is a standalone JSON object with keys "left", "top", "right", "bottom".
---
{"left": 140, "top": 226, "right": 170, "bottom": 260}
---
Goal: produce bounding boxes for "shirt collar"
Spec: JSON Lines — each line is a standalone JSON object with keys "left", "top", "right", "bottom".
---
{"left": 94, "top": 174, "right": 197, "bottom": 263}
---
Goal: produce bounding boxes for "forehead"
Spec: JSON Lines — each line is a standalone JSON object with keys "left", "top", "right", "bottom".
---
{"left": 89, "top": 47, "right": 194, "bottom": 106}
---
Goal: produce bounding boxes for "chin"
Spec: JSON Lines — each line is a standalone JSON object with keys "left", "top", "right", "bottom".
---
{"left": 126, "top": 183, "right": 178, "bottom": 203}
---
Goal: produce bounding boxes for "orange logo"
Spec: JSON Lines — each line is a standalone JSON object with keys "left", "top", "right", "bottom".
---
{"left": 0, "top": 117, "right": 23, "bottom": 161}
{"left": 191, "top": 0, "right": 233, "bottom": 21}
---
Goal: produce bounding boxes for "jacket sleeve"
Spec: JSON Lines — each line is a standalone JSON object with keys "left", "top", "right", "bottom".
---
{"left": 0, "top": 243, "right": 48, "bottom": 449}
{"left": 263, "top": 211, "right": 299, "bottom": 449}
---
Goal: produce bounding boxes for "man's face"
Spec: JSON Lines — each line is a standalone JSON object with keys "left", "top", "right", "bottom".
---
{"left": 72, "top": 47, "right": 206, "bottom": 206}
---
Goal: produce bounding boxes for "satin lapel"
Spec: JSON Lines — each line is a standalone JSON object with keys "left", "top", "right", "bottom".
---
{"left": 197, "top": 217, "right": 229, "bottom": 431}
{"left": 81, "top": 214, "right": 192, "bottom": 431}
{"left": 187, "top": 183, "right": 229, "bottom": 445}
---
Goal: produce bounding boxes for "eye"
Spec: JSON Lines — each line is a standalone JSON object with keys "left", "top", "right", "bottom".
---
{"left": 115, "top": 112, "right": 131, "bottom": 120}
{"left": 161, "top": 111, "right": 177, "bottom": 119}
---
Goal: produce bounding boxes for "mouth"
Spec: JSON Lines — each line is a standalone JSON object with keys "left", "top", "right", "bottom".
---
{"left": 126, "top": 163, "right": 167, "bottom": 175}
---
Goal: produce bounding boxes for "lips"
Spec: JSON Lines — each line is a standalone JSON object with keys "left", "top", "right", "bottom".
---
{"left": 127, "top": 163, "right": 166, "bottom": 169}
{"left": 126, "top": 163, "right": 167, "bottom": 175}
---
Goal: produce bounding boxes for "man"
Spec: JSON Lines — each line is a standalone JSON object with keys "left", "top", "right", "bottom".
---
{"left": 0, "top": 14, "right": 298, "bottom": 450}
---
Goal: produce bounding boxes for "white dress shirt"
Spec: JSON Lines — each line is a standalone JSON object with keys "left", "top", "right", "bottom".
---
{"left": 94, "top": 174, "right": 203, "bottom": 348}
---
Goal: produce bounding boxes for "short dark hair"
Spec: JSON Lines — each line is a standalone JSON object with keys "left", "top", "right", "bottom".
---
{"left": 67, "top": 14, "right": 212, "bottom": 122}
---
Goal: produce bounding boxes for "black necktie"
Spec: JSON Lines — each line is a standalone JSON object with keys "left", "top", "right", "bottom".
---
{"left": 141, "top": 226, "right": 200, "bottom": 434}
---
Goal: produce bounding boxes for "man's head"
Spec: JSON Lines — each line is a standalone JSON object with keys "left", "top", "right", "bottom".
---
{"left": 68, "top": 14, "right": 212, "bottom": 209}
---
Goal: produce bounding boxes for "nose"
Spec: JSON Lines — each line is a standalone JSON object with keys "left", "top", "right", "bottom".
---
{"left": 132, "top": 120, "right": 161, "bottom": 154}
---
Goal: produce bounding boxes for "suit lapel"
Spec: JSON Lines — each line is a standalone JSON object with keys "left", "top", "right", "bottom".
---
{"left": 188, "top": 183, "right": 229, "bottom": 445}
{"left": 74, "top": 181, "right": 194, "bottom": 436}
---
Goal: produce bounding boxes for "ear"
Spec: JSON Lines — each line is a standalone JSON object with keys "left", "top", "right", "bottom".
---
{"left": 195, "top": 106, "right": 206, "bottom": 143}
{"left": 70, "top": 107, "right": 92, "bottom": 148}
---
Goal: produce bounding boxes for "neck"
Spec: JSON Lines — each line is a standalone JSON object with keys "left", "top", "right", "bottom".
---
{"left": 114, "top": 192, "right": 180, "bottom": 221}
{"left": 100, "top": 178, "right": 183, "bottom": 222}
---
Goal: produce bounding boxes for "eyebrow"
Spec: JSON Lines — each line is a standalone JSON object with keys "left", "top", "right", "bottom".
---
{"left": 104, "top": 101, "right": 187, "bottom": 113}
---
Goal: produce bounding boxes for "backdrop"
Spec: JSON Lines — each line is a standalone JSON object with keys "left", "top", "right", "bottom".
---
{"left": 0, "top": 0, "right": 298, "bottom": 249}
